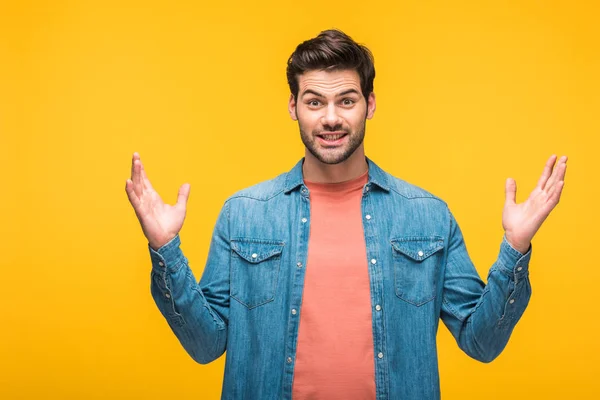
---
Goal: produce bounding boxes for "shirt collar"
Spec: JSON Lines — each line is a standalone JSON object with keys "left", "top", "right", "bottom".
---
{"left": 283, "top": 156, "right": 391, "bottom": 194}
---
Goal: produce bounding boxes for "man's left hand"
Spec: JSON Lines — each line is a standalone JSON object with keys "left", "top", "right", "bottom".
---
{"left": 502, "top": 155, "right": 568, "bottom": 254}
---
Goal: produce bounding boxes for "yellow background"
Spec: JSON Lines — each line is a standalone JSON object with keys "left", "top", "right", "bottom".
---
{"left": 1, "top": 0, "right": 598, "bottom": 398}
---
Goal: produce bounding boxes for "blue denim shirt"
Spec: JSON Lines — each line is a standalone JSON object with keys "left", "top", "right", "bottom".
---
{"left": 149, "top": 157, "right": 532, "bottom": 400}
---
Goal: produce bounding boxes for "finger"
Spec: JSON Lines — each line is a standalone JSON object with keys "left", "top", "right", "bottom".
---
{"left": 140, "top": 162, "right": 154, "bottom": 191}
{"left": 130, "top": 152, "right": 140, "bottom": 180}
{"left": 125, "top": 179, "right": 141, "bottom": 208}
{"left": 548, "top": 180, "right": 565, "bottom": 207}
{"left": 547, "top": 162, "right": 567, "bottom": 198}
{"left": 544, "top": 155, "right": 568, "bottom": 192}
{"left": 505, "top": 178, "right": 517, "bottom": 206}
{"left": 176, "top": 183, "right": 191, "bottom": 210}
{"left": 132, "top": 159, "right": 144, "bottom": 196}
{"left": 536, "top": 155, "right": 557, "bottom": 190}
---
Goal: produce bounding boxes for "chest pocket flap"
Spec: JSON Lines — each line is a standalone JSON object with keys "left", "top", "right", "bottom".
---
{"left": 390, "top": 237, "right": 444, "bottom": 261}
{"left": 231, "top": 240, "right": 284, "bottom": 263}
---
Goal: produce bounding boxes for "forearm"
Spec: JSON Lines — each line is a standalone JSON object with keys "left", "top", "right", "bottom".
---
{"left": 149, "top": 235, "right": 227, "bottom": 364}
{"left": 446, "top": 237, "right": 532, "bottom": 362}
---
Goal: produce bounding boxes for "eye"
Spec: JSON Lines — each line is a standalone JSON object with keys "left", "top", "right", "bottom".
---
{"left": 341, "top": 98, "right": 355, "bottom": 106}
{"left": 308, "top": 100, "right": 321, "bottom": 107}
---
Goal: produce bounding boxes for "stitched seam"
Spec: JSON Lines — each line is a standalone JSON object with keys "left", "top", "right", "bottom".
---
{"left": 389, "top": 185, "right": 448, "bottom": 203}
{"left": 226, "top": 187, "right": 286, "bottom": 202}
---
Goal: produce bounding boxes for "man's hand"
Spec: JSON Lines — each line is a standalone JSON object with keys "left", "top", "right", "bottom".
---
{"left": 125, "top": 152, "right": 190, "bottom": 250}
{"left": 502, "top": 155, "right": 567, "bottom": 254}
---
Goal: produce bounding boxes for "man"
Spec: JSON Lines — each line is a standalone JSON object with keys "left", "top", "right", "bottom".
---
{"left": 125, "top": 30, "right": 567, "bottom": 399}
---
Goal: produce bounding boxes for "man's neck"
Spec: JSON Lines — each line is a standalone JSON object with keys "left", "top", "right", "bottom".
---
{"left": 302, "top": 149, "right": 368, "bottom": 184}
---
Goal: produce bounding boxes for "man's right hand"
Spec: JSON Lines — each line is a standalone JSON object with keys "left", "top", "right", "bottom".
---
{"left": 125, "top": 152, "right": 190, "bottom": 251}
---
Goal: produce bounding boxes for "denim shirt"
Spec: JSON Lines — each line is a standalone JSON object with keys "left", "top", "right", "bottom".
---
{"left": 148, "top": 157, "right": 532, "bottom": 400}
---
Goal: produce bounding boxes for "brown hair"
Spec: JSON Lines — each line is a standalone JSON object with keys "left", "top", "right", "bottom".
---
{"left": 286, "top": 29, "right": 375, "bottom": 101}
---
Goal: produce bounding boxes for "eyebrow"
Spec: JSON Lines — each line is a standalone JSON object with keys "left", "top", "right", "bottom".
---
{"left": 301, "top": 88, "right": 361, "bottom": 98}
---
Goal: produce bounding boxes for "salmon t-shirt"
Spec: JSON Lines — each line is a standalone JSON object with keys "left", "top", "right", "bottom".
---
{"left": 291, "top": 169, "right": 376, "bottom": 400}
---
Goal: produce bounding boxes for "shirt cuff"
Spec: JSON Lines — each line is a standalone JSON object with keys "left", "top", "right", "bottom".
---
{"left": 496, "top": 235, "right": 532, "bottom": 282}
{"left": 148, "top": 234, "right": 185, "bottom": 274}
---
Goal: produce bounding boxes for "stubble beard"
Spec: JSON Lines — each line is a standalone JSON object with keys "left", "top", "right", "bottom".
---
{"left": 299, "top": 121, "right": 366, "bottom": 165}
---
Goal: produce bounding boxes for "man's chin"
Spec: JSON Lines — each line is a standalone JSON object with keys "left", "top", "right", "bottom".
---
{"left": 312, "top": 150, "right": 352, "bottom": 165}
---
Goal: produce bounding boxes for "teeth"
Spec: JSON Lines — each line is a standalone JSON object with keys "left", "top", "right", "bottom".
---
{"left": 321, "top": 134, "right": 344, "bottom": 140}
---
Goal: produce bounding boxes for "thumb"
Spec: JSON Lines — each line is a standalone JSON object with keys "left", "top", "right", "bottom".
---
{"left": 505, "top": 178, "right": 516, "bottom": 206}
{"left": 176, "top": 183, "right": 191, "bottom": 209}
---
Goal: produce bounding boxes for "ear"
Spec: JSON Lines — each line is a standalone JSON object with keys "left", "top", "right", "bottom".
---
{"left": 366, "top": 92, "right": 376, "bottom": 120}
{"left": 288, "top": 93, "right": 298, "bottom": 121}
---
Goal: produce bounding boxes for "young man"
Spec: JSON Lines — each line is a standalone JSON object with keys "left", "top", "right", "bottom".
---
{"left": 125, "top": 30, "right": 567, "bottom": 399}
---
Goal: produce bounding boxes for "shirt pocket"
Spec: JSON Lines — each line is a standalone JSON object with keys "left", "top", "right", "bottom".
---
{"left": 230, "top": 238, "right": 285, "bottom": 309}
{"left": 390, "top": 236, "right": 444, "bottom": 306}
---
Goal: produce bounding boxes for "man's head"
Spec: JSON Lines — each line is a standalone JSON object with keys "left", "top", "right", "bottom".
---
{"left": 287, "top": 29, "right": 376, "bottom": 165}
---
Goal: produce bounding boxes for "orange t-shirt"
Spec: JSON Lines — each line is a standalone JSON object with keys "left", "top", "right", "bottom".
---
{"left": 291, "top": 169, "right": 376, "bottom": 400}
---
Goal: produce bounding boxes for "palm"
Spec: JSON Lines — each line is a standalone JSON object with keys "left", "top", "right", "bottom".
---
{"left": 125, "top": 153, "right": 190, "bottom": 250}
{"left": 502, "top": 155, "right": 567, "bottom": 253}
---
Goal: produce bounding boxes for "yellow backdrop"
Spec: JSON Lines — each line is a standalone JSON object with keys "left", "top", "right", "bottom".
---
{"left": 1, "top": 0, "right": 598, "bottom": 399}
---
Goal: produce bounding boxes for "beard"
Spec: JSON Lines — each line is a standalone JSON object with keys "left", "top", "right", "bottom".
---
{"left": 299, "top": 120, "right": 366, "bottom": 165}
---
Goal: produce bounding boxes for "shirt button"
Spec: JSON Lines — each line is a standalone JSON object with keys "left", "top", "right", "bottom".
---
{"left": 287, "top": 357, "right": 292, "bottom": 363}
{"left": 158, "top": 261, "right": 165, "bottom": 267}
{"left": 301, "top": 218, "right": 307, "bottom": 223}
{"left": 297, "top": 262, "right": 303, "bottom": 268}
{"left": 365, "top": 215, "right": 371, "bottom": 220}
{"left": 291, "top": 309, "right": 297, "bottom": 315}
{"left": 417, "top": 250, "right": 424, "bottom": 257}
{"left": 375, "top": 305, "right": 382, "bottom": 311}
{"left": 165, "top": 293, "right": 171, "bottom": 299}
{"left": 371, "top": 259, "right": 377, "bottom": 264}
{"left": 251, "top": 253, "right": 258, "bottom": 259}
{"left": 377, "top": 352, "right": 383, "bottom": 359}
{"left": 509, "top": 299, "right": 515, "bottom": 304}
{"left": 365, "top": 186, "right": 370, "bottom": 192}
{"left": 517, "top": 266, "right": 523, "bottom": 271}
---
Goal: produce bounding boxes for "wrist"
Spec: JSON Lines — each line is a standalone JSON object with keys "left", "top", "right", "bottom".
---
{"left": 504, "top": 233, "right": 531, "bottom": 254}
{"left": 149, "top": 234, "right": 177, "bottom": 251}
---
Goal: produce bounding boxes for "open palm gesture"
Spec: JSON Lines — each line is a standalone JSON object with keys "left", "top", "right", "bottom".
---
{"left": 503, "top": 155, "right": 567, "bottom": 253}
{"left": 125, "top": 152, "right": 191, "bottom": 250}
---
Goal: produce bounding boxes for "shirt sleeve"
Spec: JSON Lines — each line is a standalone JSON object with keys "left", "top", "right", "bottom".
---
{"left": 440, "top": 210, "right": 532, "bottom": 363}
{"left": 149, "top": 201, "right": 231, "bottom": 364}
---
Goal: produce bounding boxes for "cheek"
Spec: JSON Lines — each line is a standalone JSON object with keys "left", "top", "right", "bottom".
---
{"left": 344, "top": 111, "right": 366, "bottom": 127}
{"left": 297, "top": 112, "right": 319, "bottom": 129}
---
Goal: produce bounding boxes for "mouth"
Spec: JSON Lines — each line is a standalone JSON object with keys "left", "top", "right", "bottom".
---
{"left": 316, "top": 132, "right": 348, "bottom": 146}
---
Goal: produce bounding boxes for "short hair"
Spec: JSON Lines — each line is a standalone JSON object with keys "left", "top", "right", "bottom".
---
{"left": 286, "top": 29, "right": 375, "bottom": 101}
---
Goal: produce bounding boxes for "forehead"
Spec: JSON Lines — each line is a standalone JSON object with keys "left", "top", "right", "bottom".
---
{"left": 297, "top": 69, "right": 361, "bottom": 96}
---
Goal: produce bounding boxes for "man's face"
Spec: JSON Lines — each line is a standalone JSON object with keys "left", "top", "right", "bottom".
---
{"left": 288, "top": 69, "right": 376, "bottom": 165}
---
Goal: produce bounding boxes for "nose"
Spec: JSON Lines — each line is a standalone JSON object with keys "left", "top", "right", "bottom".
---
{"left": 321, "top": 103, "right": 343, "bottom": 130}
